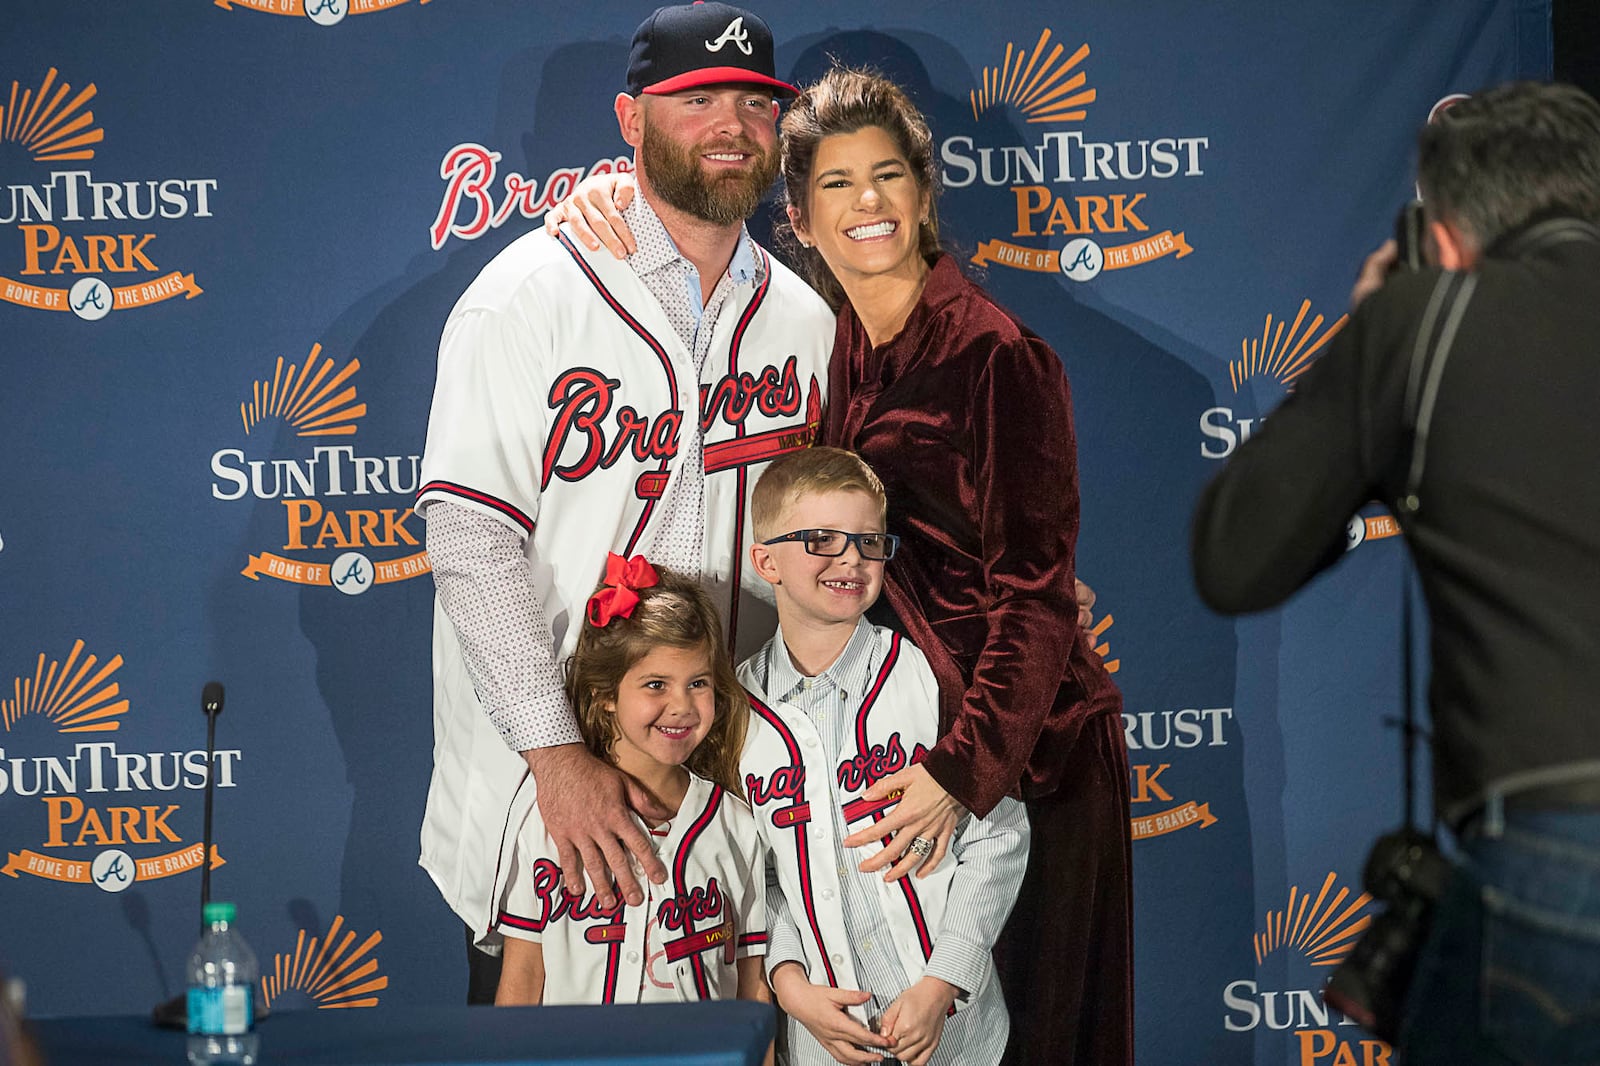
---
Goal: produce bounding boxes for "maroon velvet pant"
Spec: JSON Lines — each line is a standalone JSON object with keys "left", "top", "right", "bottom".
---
{"left": 995, "top": 712, "right": 1133, "bottom": 1066}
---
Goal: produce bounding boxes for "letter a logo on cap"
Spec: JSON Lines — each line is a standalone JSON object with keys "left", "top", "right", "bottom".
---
{"left": 705, "top": 17, "right": 753, "bottom": 55}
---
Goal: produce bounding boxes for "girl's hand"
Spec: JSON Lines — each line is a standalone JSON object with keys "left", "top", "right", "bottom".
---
{"left": 543, "top": 173, "right": 637, "bottom": 258}
{"left": 842, "top": 763, "right": 964, "bottom": 881}
{"left": 879, "top": 977, "right": 958, "bottom": 1066}
{"left": 769, "top": 963, "right": 891, "bottom": 1065}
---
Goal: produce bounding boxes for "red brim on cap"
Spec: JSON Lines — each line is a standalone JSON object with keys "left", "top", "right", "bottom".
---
{"left": 643, "top": 67, "right": 799, "bottom": 98}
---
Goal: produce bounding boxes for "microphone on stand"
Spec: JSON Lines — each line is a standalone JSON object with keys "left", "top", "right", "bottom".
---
{"left": 151, "top": 682, "right": 226, "bottom": 1030}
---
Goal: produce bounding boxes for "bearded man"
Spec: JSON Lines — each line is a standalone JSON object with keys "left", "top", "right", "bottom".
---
{"left": 414, "top": 2, "right": 834, "bottom": 1003}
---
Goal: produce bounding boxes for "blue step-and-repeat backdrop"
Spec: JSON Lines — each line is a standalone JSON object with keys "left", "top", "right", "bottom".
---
{"left": 0, "top": 2, "right": 1549, "bottom": 1063}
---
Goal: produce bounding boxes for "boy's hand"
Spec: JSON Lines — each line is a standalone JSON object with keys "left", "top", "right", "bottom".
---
{"left": 879, "top": 977, "right": 959, "bottom": 1066}
{"left": 770, "top": 963, "right": 892, "bottom": 1065}
{"left": 543, "top": 173, "right": 637, "bottom": 258}
{"left": 844, "top": 764, "right": 963, "bottom": 881}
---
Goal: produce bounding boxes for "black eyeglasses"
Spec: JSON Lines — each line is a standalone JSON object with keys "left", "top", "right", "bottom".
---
{"left": 761, "top": 529, "right": 900, "bottom": 561}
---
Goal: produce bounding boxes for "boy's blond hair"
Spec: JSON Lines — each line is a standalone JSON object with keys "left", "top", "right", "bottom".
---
{"left": 750, "top": 447, "right": 888, "bottom": 541}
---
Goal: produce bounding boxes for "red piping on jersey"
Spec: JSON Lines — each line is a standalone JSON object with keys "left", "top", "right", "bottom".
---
{"left": 723, "top": 249, "right": 770, "bottom": 648}
{"left": 417, "top": 480, "right": 534, "bottom": 535}
{"left": 749, "top": 694, "right": 838, "bottom": 988}
{"left": 850, "top": 634, "right": 936, "bottom": 963}
{"left": 599, "top": 906, "right": 627, "bottom": 1003}
{"left": 555, "top": 231, "right": 676, "bottom": 554}
{"left": 673, "top": 783, "right": 726, "bottom": 1000}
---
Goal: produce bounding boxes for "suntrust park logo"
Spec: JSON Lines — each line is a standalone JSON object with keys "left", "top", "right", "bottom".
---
{"left": 1199, "top": 300, "right": 1401, "bottom": 553}
{"left": 1, "top": 69, "right": 211, "bottom": 320}
{"left": 259, "top": 915, "right": 388, "bottom": 1009}
{"left": 1, "top": 641, "right": 235, "bottom": 891}
{"left": 212, "top": 0, "right": 433, "bottom": 27}
{"left": 948, "top": 30, "right": 1207, "bottom": 282}
{"left": 1099, "top": 610, "right": 1232, "bottom": 840}
{"left": 1223, "top": 872, "right": 1393, "bottom": 1066}
{"left": 1200, "top": 298, "right": 1348, "bottom": 460}
{"left": 210, "top": 344, "right": 432, "bottom": 593}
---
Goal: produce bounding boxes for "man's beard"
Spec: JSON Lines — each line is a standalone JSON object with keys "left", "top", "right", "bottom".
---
{"left": 640, "top": 123, "right": 778, "bottom": 226}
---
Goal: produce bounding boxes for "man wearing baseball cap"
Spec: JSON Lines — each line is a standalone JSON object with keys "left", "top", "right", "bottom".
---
{"left": 415, "top": 2, "right": 833, "bottom": 1003}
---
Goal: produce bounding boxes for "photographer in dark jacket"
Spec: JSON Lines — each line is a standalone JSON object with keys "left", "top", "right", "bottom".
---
{"left": 1192, "top": 81, "right": 1600, "bottom": 1064}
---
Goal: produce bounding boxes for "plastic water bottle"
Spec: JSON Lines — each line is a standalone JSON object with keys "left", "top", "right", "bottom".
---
{"left": 186, "top": 901, "right": 259, "bottom": 1065}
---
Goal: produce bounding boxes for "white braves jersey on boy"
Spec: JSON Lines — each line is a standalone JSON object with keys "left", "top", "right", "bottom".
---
{"left": 496, "top": 773, "right": 768, "bottom": 1004}
{"left": 738, "top": 625, "right": 1026, "bottom": 1060}
{"left": 416, "top": 224, "right": 833, "bottom": 941}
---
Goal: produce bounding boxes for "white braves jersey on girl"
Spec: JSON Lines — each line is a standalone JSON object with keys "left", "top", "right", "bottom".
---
{"left": 497, "top": 773, "right": 767, "bottom": 1004}
{"left": 416, "top": 224, "right": 832, "bottom": 942}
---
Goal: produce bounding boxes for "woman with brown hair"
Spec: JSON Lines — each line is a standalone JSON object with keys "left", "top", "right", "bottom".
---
{"left": 777, "top": 67, "right": 1131, "bottom": 1066}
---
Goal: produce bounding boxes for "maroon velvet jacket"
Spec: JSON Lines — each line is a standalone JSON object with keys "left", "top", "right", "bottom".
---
{"left": 824, "top": 253, "right": 1123, "bottom": 817}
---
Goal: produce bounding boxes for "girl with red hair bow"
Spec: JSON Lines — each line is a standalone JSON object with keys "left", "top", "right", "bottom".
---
{"left": 494, "top": 555, "right": 772, "bottom": 1050}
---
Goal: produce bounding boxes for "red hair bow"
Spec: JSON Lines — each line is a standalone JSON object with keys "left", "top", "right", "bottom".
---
{"left": 586, "top": 553, "right": 660, "bottom": 627}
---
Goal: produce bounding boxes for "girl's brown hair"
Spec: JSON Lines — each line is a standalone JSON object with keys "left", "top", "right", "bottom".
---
{"left": 778, "top": 65, "right": 943, "bottom": 309}
{"left": 565, "top": 565, "right": 748, "bottom": 797}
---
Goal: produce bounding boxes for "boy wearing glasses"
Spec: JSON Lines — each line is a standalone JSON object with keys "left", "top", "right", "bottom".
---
{"left": 739, "top": 447, "right": 1029, "bottom": 1066}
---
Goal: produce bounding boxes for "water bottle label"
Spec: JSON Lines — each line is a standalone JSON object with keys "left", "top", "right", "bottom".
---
{"left": 187, "top": 986, "right": 253, "bottom": 1035}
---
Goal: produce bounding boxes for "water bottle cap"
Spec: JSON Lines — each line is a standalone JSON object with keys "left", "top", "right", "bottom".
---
{"left": 203, "top": 901, "right": 237, "bottom": 924}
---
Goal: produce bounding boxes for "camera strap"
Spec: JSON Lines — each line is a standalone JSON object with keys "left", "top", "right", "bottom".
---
{"left": 1392, "top": 270, "right": 1475, "bottom": 833}
{"left": 1396, "top": 221, "right": 1600, "bottom": 834}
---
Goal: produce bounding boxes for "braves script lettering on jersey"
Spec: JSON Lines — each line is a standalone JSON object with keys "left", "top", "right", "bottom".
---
{"left": 739, "top": 623, "right": 1030, "bottom": 1065}
{"left": 497, "top": 774, "right": 767, "bottom": 1004}
{"left": 415, "top": 220, "right": 832, "bottom": 942}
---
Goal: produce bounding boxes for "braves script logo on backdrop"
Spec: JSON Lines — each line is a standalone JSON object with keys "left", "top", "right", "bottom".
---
{"left": 948, "top": 29, "right": 1210, "bottom": 282}
{"left": 0, "top": 68, "right": 211, "bottom": 319}
{"left": 430, "top": 144, "right": 633, "bottom": 250}
{"left": 210, "top": 344, "right": 431, "bottom": 593}
{"left": 258, "top": 915, "right": 388, "bottom": 1010}
{"left": 1222, "top": 872, "right": 1393, "bottom": 1065}
{"left": 0, "top": 641, "right": 235, "bottom": 891}
{"left": 212, "top": 0, "right": 433, "bottom": 27}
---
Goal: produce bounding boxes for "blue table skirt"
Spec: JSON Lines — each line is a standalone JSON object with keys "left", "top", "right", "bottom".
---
{"left": 30, "top": 1001, "right": 775, "bottom": 1065}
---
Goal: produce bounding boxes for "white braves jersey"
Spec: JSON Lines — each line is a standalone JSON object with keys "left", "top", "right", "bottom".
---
{"left": 415, "top": 224, "right": 832, "bottom": 940}
{"left": 496, "top": 773, "right": 767, "bottom": 1004}
{"left": 739, "top": 627, "right": 1026, "bottom": 1060}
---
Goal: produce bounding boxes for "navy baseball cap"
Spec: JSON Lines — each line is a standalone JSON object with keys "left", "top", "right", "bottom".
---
{"left": 626, "top": 2, "right": 798, "bottom": 98}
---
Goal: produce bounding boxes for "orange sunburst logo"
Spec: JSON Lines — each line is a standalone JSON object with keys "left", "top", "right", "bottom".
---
{"left": 970, "top": 29, "right": 1095, "bottom": 125}
{"left": 240, "top": 344, "right": 365, "bottom": 438}
{"left": 1088, "top": 613, "right": 1120, "bottom": 674}
{"left": 1254, "top": 872, "right": 1374, "bottom": 967}
{"left": 259, "top": 916, "right": 387, "bottom": 1010}
{"left": 1230, "top": 300, "right": 1348, "bottom": 394}
{"left": 2, "top": 640, "right": 128, "bottom": 734}
{"left": 1, "top": 69, "right": 103, "bottom": 163}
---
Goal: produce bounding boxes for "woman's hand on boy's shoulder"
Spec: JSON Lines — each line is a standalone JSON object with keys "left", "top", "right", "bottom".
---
{"left": 844, "top": 764, "right": 964, "bottom": 881}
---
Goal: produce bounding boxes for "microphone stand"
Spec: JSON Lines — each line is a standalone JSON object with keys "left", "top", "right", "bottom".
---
{"left": 151, "top": 682, "right": 225, "bottom": 1030}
